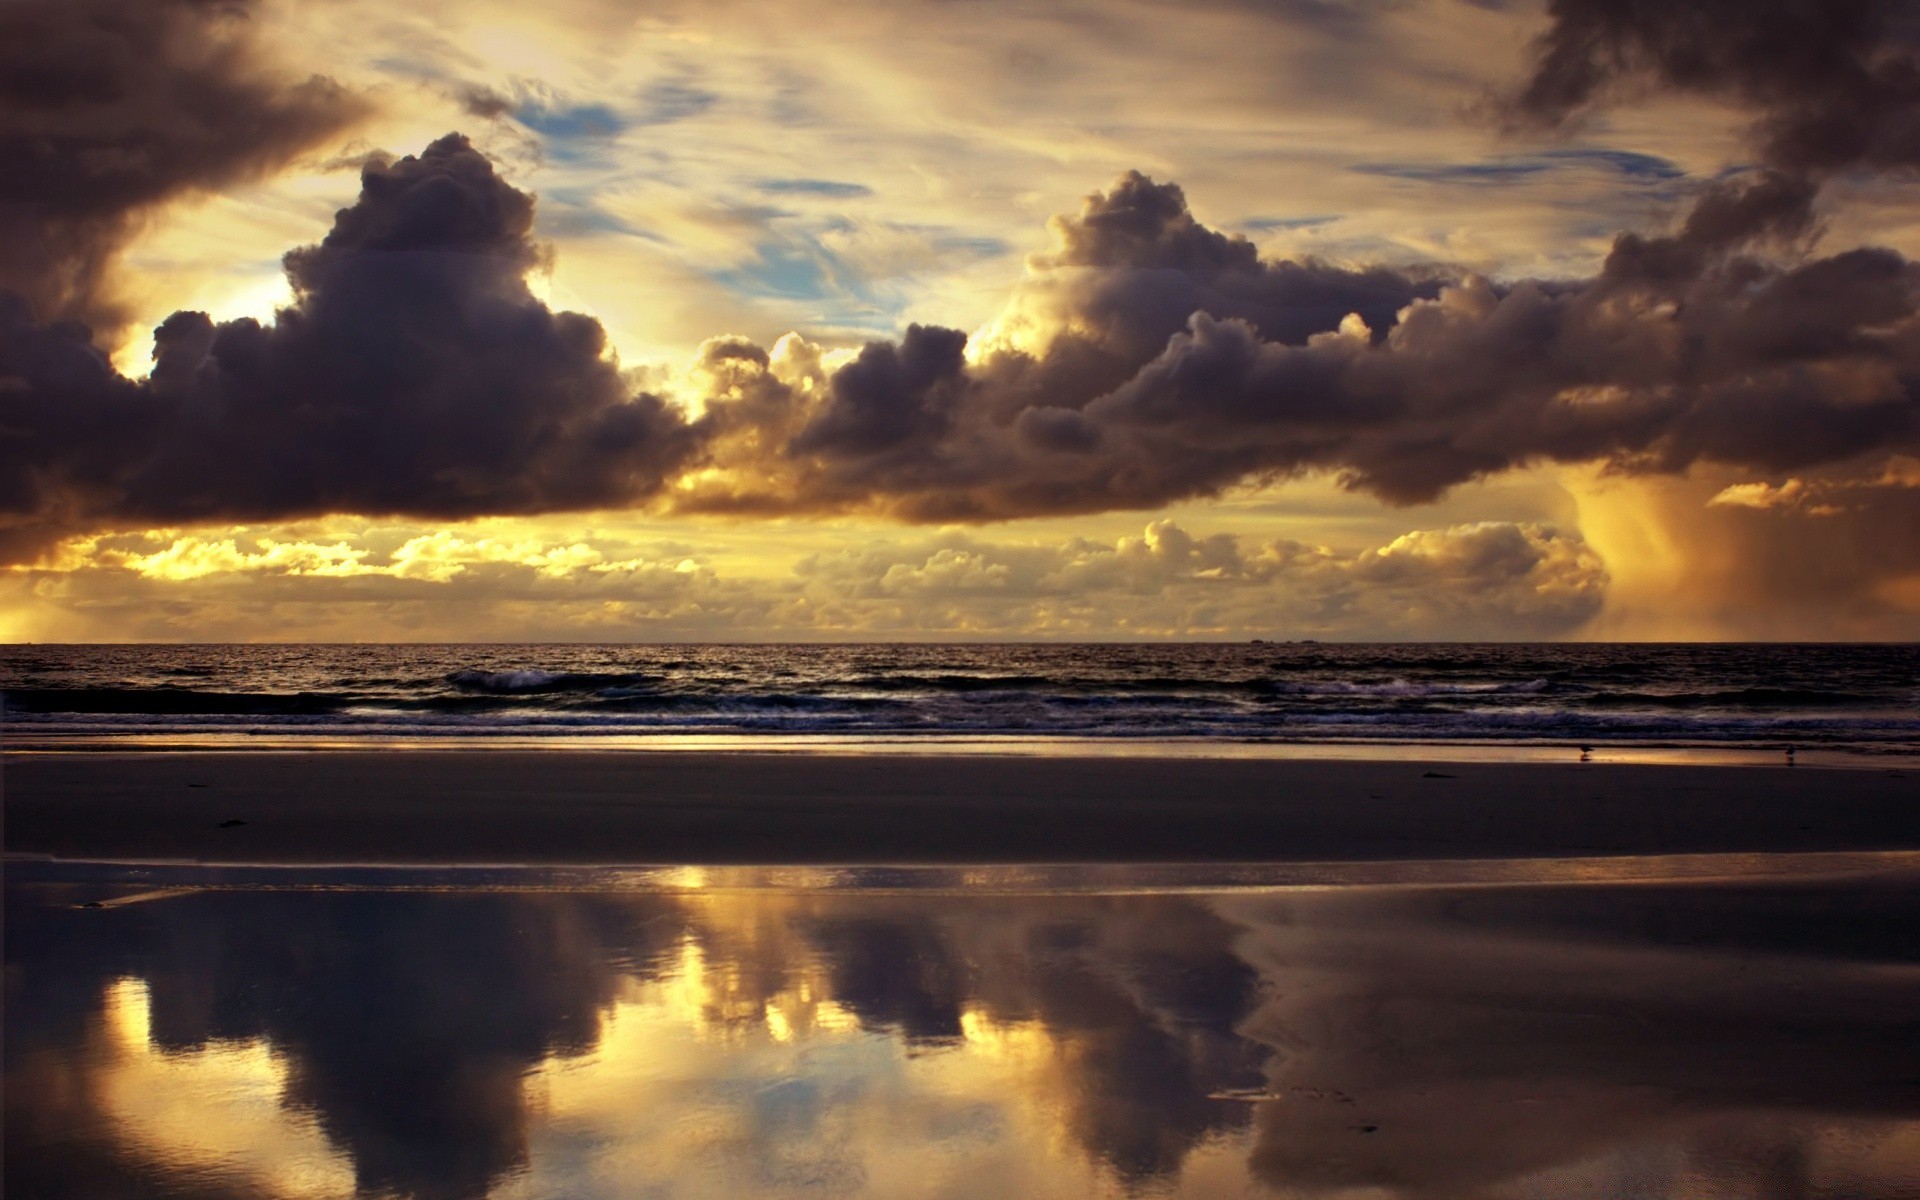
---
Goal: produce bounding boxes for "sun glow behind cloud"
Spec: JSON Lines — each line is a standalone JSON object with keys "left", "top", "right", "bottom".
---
{"left": 7, "top": 0, "right": 1920, "bottom": 639}
{"left": 2, "top": 506, "right": 1620, "bottom": 641}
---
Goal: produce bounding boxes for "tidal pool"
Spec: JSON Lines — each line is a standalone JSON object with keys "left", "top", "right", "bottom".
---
{"left": 7, "top": 858, "right": 1919, "bottom": 1199}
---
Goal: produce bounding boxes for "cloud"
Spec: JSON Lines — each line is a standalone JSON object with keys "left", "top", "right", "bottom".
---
{"left": 79, "top": 530, "right": 699, "bottom": 584}
{"left": 8, "top": 516, "right": 1606, "bottom": 641}
{"left": 7, "top": 0, "right": 1920, "bottom": 609}
{"left": 794, "top": 518, "right": 1607, "bottom": 639}
{"left": 1573, "top": 466, "right": 1920, "bottom": 639}
{"left": 0, "top": 135, "right": 699, "bottom": 564}
{"left": 1706, "top": 477, "right": 1841, "bottom": 516}
{"left": 1510, "top": 0, "right": 1920, "bottom": 180}
{"left": 102, "top": 536, "right": 373, "bottom": 581}
{"left": 1506, "top": 0, "right": 1920, "bottom": 255}
{"left": 8, "top": 144, "right": 1920, "bottom": 580}
{"left": 0, "top": 0, "right": 368, "bottom": 340}
{"left": 686, "top": 170, "right": 1920, "bottom": 522}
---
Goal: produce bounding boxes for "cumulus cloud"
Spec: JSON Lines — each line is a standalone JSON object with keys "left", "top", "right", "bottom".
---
{"left": 78, "top": 530, "right": 703, "bottom": 585}
{"left": 9, "top": 517, "right": 1607, "bottom": 641}
{"left": 8, "top": 146, "right": 1919, "bottom": 593}
{"left": 0, "top": 0, "right": 368, "bottom": 339}
{"left": 665, "top": 4, "right": 1920, "bottom": 525}
{"left": 0, "top": 135, "right": 699, "bottom": 564}
{"left": 7, "top": 0, "right": 1920, "bottom": 623}
{"left": 1706, "top": 477, "right": 1842, "bottom": 516}
{"left": 794, "top": 518, "right": 1607, "bottom": 639}
{"left": 683, "top": 170, "right": 1920, "bottom": 522}
{"left": 100, "top": 536, "right": 374, "bottom": 580}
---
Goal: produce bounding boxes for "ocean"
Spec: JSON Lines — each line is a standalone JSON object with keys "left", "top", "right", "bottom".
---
{"left": 2, "top": 642, "right": 1915, "bottom": 754}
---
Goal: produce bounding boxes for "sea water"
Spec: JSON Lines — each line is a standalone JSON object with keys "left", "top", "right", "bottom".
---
{"left": 2, "top": 642, "right": 1916, "bottom": 753}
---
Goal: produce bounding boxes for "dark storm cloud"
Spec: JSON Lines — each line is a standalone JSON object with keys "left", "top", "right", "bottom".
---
{"left": 0, "top": 0, "right": 368, "bottom": 339}
{"left": 8, "top": 149, "right": 1920, "bottom": 553}
{"left": 10, "top": 0, "right": 1920, "bottom": 558}
{"left": 1508, "top": 0, "right": 1920, "bottom": 247}
{"left": 1028, "top": 171, "right": 1444, "bottom": 358}
{"left": 1512, "top": 0, "right": 1920, "bottom": 178}
{"left": 0, "top": 134, "right": 699, "bottom": 563}
{"left": 687, "top": 171, "right": 1920, "bottom": 519}
{"left": 677, "top": 1, "right": 1920, "bottom": 522}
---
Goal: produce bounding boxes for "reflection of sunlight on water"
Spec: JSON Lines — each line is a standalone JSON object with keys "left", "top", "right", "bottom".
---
{"left": 506, "top": 900, "right": 1139, "bottom": 1199}
{"left": 23, "top": 875, "right": 1919, "bottom": 1200}
{"left": 98, "top": 978, "right": 356, "bottom": 1200}
{"left": 658, "top": 865, "right": 709, "bottom": 891}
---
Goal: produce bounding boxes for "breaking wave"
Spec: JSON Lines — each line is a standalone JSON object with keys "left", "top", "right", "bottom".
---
{"left": 2, "top": 643, "right": 1914, "bottom": 750}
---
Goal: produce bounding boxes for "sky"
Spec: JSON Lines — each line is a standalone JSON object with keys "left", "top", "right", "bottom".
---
{"left": 3, "top": 0, "right": 1919, "bottom": 641}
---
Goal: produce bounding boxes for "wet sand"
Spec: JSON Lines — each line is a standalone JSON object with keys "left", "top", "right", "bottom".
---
{"left": 13, "top": 862, "right": 1918, "bottom": 1199}
{"left": 5, "top": 750, "right": 1917, "bottom": 865}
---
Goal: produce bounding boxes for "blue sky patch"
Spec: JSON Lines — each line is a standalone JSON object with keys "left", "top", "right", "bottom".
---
{"left": 516, "top": 102, "right": 624, "bottom": 141}
{"left": 757, "top": 178, "right": 874, "bottom": 198}
{"left": 715, "top": 240, "right": 835, "bottom": 301}
{"left": 1242, "top": 215, "right": 1341, "bottom": 232}
{"left": 1352, "top": 160, "right": 1553, "bottom": 183}
{"left": 1353, "top": 149, "right": 1687, "bottom": 186}
{"left": 1538, "top": 149, "right": 1686, "bottom": 180}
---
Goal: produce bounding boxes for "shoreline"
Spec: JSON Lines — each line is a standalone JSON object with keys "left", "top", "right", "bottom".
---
{"left": 5, "top": 749, "right": 1916, "bottom": 867}
{"left": 3, "top": 732, "right": 1906, "bottom": 770}
{"left": 11, "top": 850, "right": 1920, "bottom": 888}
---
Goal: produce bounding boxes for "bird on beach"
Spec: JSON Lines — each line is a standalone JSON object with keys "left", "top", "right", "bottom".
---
{"left": 1578, "top": 745, "right": 1593, "bottom": 762}
{"left": 1785, "top": 745, "right": 1797, "bottom": 765}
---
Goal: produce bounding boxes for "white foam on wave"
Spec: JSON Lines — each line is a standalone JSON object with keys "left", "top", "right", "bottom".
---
{"left": 447, "top": 669, "right": 566, "bottom": 692}
{"left": 1264, "top": 677, "right": 1551, "bottom": 697}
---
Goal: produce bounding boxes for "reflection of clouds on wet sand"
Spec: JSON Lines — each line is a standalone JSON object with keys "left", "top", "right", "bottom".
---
{"left": 5, "top": 889, "right": 689, "bottom": 1200}
{"left": 5, "top": 872, "right": 1919, "bottom": 1199}
{"left": 511, "top": 892, "right": 1265, "bottom": 1197}
{"left": 1223, "top": 879, "right": 1920, "bottom": 1198}
{"left": 97, "top": 978, "right": 356, "bottom": 1197}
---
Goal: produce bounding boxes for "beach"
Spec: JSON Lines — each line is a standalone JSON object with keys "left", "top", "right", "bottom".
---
{"left": 9, "top": 745, "right": 1920, "bottom": 1199}
{"left": 7, "top": 648, "right": 1918, "bottom": 1200}
{"left": 7, "top": 748, "right": 1917, "bottom": 865}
